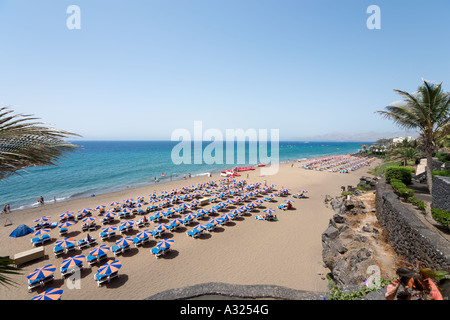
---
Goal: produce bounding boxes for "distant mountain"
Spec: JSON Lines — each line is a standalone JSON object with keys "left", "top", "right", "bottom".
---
{"left": 300, "top": 131, "right": 419, "bottom": 142}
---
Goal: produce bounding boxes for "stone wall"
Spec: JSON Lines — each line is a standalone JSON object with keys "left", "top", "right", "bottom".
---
{"left": 375, "top": 179, "right": 450, "bottom": 271}
{"left": 432, "top": 176, "right": 450, "bottom": 212}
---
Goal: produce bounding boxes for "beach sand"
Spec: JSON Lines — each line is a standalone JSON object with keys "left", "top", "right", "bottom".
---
{"left": 0, "top": 158, "right": 381, "bottom": 300}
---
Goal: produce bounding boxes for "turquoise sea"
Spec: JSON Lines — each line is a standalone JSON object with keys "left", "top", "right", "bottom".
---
{"left": 0, "top": 141, "right": 367, "bottom": 210}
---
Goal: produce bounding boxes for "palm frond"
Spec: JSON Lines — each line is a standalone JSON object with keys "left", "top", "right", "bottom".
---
{"left": 0, "top": 107, "right": 81, "bottom": 180}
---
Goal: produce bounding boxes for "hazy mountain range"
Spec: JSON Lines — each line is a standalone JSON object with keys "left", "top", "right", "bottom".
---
{"left": 300, "top": 131, "right": 419, "bottom": 142}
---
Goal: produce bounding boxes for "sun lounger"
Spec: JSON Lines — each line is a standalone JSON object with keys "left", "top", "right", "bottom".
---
{"left": 87, "top": 255, "right": 98, "bottom": 266}
{"left": 59, "top": 228, "right": 68, "bottom": 236}
{"left": 61, "top": 265, "right": 83, "bottom": 277}
{"left": 41, "top": 234, "right": 51, "bottom": 244}
{"left": 31, "top": 237, "right": 43, "bottom": 247}
{"left": 100, "top": 232, "right": 109, "bottom": 241}
{"left": 133, "top": 237, "right": 142, "bottom": 247}
{"left": 27, "top": 274, "right": 54, "bottom": 292}
{"left": 150, "top": 246, "right": 169, "bottom": 258}
{"left": 54, "top": 245, "right": 64, "bottom": 257}
{"left": 187, "top": 230, "right": 200, "bottom": 239}
{"left": 77, "top": 239, "right": 89, "bottom": 250}
{"left": 65, "top": 243, "right": 76, "bottom": 254}
{"left": 111, "top": 245, "right": 122, "bottom": 256}
{"left": 94, "top": 272, "right": 109, "bottom": 286}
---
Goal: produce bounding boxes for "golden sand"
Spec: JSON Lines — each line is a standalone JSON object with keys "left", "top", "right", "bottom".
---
{"left": 0, "top": 159, "right": 381, "bottom": 300}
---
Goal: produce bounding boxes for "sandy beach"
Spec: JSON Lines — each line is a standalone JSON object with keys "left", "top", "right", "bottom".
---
{"left": 0, "top": 158, "right": 381, "bottom": 300}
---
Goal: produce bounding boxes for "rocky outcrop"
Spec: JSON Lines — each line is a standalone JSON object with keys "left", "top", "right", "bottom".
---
{"left": 322, "top": 194, "right": 381, "bottom": 286}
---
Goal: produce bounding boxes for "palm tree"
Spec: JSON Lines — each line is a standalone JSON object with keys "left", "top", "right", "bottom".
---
{"left": 392, "top": 147, "right": 420, "bottom": 166}
{"left": 376, "top": 79, "right": 450, "bottom": 193}
{"left": 0, "top": 107, "right": 80, "bottom": 180}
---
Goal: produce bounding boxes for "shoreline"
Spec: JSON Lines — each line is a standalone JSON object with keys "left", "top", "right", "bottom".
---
{"left": 7, "top": 151, "right": 364, "bottom": 213}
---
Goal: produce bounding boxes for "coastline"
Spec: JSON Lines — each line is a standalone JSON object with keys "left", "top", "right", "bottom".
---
{"left": 0, "top": 157, "right": 381, "bottom": 300}
{"left": 7, "top": 147, "right": 364, "bottom": 213}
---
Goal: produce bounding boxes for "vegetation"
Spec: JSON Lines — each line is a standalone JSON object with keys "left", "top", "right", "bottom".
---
{"left": 0, "top": 258, "right": 21, "bottom": 287}
{"left": 368, "top": 161, "right": 402, "bottom": 176}
{"left": 434, "top": 152, "right": 450, "bottom": 163}
{"left": 325, "top": 274, "right": 391, "bottom": 300}
{"left": 431, "top": 208, "right": 450, "bottom": 229}
{"left": 376, "top": 79, "right": 450, "bottom": 194}
{"left": 0, "top": 107, "right": 80, "bottom": 181}
{"left": 390, "top": 178, "right": 415, "bottom": 201}
{"left": 432, "top": 169, "right": 450, "bottom": 177}
{"left": 409, "top": 197, "right": 427, "bottom": 211}
{"left": 385, "top": 263, "right": 449, "bottom": 300}
{"left": 385, "top": 166, "right": 414, "bottom": 184}
{"left": 391, "top": 147, "right": 420, "bottom": 166}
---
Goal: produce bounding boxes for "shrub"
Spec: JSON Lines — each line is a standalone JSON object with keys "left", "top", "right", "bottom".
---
{"left": 341, "top": 191, "right": 353, "bottom": 196}
{"left": 389, "top": 179, "right": 414, "bottom": 201}
{"left": 435, "top": 153, "right": 450, "bottom": 163}
{"left": 431, "top": 208, "right": 450, "bottom": 228}
{"left": 432, "top": 169, "right": 450, "bottom": 177}
{"left": 385, "top": 166, "right": 414, "bottom": 184}
{"left": 410, "top": 197, "right": 427, "bottom": 211}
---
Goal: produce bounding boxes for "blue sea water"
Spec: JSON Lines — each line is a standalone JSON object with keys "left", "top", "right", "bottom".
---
{"left": 0, "top": 141, "right": 366, "bottom": 210}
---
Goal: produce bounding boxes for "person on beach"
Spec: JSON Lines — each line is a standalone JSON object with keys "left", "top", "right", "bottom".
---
{"left": 6, "top": 204, "right": 11, "bottom": 213}
{"left": 184, "top": 174, "right": 186, "bottom": 180}
{"left": 2, "top": 205, "right": 7, "bottom": 214}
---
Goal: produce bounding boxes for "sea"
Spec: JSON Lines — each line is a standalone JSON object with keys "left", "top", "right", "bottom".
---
{"left": 0, "top": 140, "right": 368, "bottom": 211}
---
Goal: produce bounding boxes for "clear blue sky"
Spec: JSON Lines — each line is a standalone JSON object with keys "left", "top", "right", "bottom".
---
{"left": 0, "top": 0, "right": 449, "bottom": 140}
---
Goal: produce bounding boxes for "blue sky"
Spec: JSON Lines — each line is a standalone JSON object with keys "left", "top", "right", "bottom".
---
{"left": 0, "top": 0, "right": 449, "bottom": 140}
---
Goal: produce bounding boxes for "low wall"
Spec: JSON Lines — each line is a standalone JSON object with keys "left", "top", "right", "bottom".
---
{"left": 432, "top": 176, "right": 450, "bottom": 212}
{"left": 375, "top": 179, "right": 450, "bottom": 271}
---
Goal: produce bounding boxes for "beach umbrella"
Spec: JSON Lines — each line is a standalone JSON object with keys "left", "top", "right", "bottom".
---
{"left": 98, "top": 260, "right": 122, "bottom": 276}
{"left": 208, "top": 218, "right": 221, "bottom": 225}
{"left": 135, "top": 203, "right": 144, "bottom": 208}
{"left": 193, "top": 225, "right": 206, "bottom": 233}
{"left": 122, "top": 208, "right": 132, "bottom": 213}
{"left": 208, "top": 208, "right": 217, "bottom": 215}
{"left": 103, "top": 212, "right": 116, "bottom": 219}
{"left": 60, "top": 255, "right": 85, "bottom": 270}
{"left": 55, "top": 237, "right": 75, "bottom": 248}
{"left": 32, "top": 229, "right": 51, "bottom": 237}
{"left": 170, "top": 218, "right": 184, "bottom": 225}
{"left": 115, "top": 237, "right": 134, "bottom": 247}
{"left": 89, "top": 245, "right": 110, "bottom": 257}
{"left": 284, "top": 199, "right": 295, "bottom": 204}
{"left": 59, "top": 221, "right": 76, "bottom": 229}
{"left": 255, "top": 199, "right": 263, "bottom": 204}
{"left": 153, "top": 224, "right": 168, "bottom": 232}
{"left": 101, "top": 226, "right": 117, "bottom": 233}
{"left": 197, "top": 209, "right": 208, "bottom": 215}
{"left": 27, "top": 264, "right": 56, "bottom": 282}
{"left": 110, "top": 202, "right": 120, "bottom": 206}
{"left": 156, "top": 239, "right": 174, "bottom": 249}
{"left": 120, "top": 220, "right": 134, "bottom": 228}
{"left": 221, "top": 213, "right": 234, "bottom": 220}
{"left": 191, "top": 200, "right": 200, "bottom": 205}
{"left": 9, "top": 224, "right": 33, "bottom": 238}
{"left": 78, "top": 208, "right": 91, "bottom": 214}
{"left": 230, "top": 209, "right": 242, "bottom": 215}
{"left": 31, "top": 287, "right": 63, "bottom": 300}
{"left": 59, "top": 212, "right": 73, "bottom": 220}
{"left": 136, "top": 230, "right": 152, "bottom": 239}
{"left": 95, "top": 205, "right": 106, "bottom": 210}
{"left": 34, "top": 216, "right": 51, "bottom": 224}
{"left": 184, "top": 213, "right": 196, "bottom": 220}
{"left": 82, "top": 217, "right": 96, "bottom": 223}
{"left": 263, "top": 208, "right": 275, "bottom": 214}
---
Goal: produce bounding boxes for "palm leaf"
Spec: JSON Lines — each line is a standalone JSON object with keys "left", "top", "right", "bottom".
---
{"left": 0, "top": 107, "right": 80, "bottom": 180}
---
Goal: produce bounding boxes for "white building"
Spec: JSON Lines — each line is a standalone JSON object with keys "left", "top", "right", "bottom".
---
{"left": 392, "top": 136, "right": 413, "bottom": 144}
